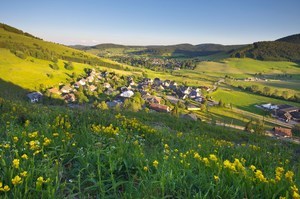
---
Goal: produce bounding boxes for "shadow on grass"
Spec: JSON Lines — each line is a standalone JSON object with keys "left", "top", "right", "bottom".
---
{"left": 0, "top": 78, "right": 30, "bottom": 101}
{"left": 0, "top": 78, "right": 64, "bottom": 105}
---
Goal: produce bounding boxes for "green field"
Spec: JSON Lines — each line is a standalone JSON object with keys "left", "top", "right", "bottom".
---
{"left": 195, "top": 58, "right": 300, "bottom": 79}
{"left": 0, "top": 48, "right": 91, "bottom": 90}
{"left": 211, "top": 86, "right": 300, "bottom": 112}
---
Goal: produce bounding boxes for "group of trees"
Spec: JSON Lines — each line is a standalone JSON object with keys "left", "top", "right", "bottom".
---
{"left": 113, "top": 56, "right": 197, "bottom": 71}
{"left": 231, "top": 41, "right": 300, "bottom": 62}
{"left": 237, "top": 85, "right": 300, "bottom": 103}
{"left": 244, "top": 119, "right": 265, "bottom": 135}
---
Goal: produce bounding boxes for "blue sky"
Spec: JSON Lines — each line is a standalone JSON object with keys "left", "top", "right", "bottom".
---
{"left": 1, "top": 0, "right": 300, "bottom": 45}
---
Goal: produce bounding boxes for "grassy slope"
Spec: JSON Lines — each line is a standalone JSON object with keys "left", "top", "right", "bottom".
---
{"left": 195, "top": 58, "right": 300, "bottom": 78}
{"left": 0, "top": 98, "right": 299, "bottom": 198}
{"left": 211, "top": 86, "right": 300, "bottom": 112}
{"left": 0, "top": 48, "right": 91, "bottom": 90}
{"left": 0, "top": 27, "right": 101, "bottom": 60}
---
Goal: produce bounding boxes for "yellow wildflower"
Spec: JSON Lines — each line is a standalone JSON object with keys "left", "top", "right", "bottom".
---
{"left": 255, "top": 170, "right": 268, "bottom": 182}
{"left": 143, "top": 166, "right": 148, "bottom": 171}
{"left": 12, "top": 175, "right": 22, "bottom": 185}
{"left": 293, "top": 191, "right": 300, "bottom": 199}
{"left": 209, "top": 154, "right": 218, "bottom": 162}
{"left": 21, "top": 154, "right": 28, "bottom": 160}
{"left": 0, "top": 183, "right": 10, "bottom": 192}
{"left": 233, "top": 159, "right": 245, "bottom": 172}
{"left": 275, "top": 167, "right": 284, "bottom": 181}
{"left": 250, "top": 165, "right": 256, "bottom": 171}
{"left": 153, "top": 160, "right": 159, "bottom": 168}
{"left": 224, "top": 160, "right": 236, "bottom": 172}
{"left": 25, "top": 120, "right": 30, "bottom": 127}
{"left": 43, "top": 137, "right": 51, "bottom": 146}
{"left": 202, "top": 157, "right": 209, "bottom": 166}
{"left": 36, "top": 176, "right": 50, "bottom": 188}
{"left": 285, "top": 171, "right": 294, "bottom": 182}
{"left": 20, "top": 171, "right": 28, "bottom": 177}
{"left": 133, "top": 140, "right": 139, "bottom": 146}
{"left": 13, "top": 136, "right": 19, "bottom": 143}
{"left": 214, "top": 175, "right": 220, "bottom": 182}
{"left": 33, "top": 150, "right": 41, "bottom": 156}
{"left": 28, "top": 131, "right": 38, "bottom": 138}
{"left": 13, "top": 159, "right": 20, "bottom": 169}
{"left": 53, "top": 133, "right": 59, "bottom": 137}
{"left": 177, "top": 132, "right": 183, "bottom": 137}
{"left": 3, "top": 185, "right": 10, "bottom": 192}
{"left": 194, "top": 152, "right": 201, "bottom": 160}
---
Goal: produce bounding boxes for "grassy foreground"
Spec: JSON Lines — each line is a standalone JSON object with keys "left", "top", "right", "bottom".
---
{"left": 0, "top": 98, "right": 299, "bottom": 198}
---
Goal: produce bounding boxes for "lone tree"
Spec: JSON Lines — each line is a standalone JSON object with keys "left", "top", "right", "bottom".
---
{"left": 64, "top": 61, "right": 74, "bottom": 70}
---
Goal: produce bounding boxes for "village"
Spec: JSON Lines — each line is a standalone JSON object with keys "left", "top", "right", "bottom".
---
{"left": 27, "top": 68, "right": 213, "bottom": 119}
{"left": 26, "top": 68, "right": 300, "bottom": 139}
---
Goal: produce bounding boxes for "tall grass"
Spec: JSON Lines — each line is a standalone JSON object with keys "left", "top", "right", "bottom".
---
{"left": 0, "top": 98, "right": 299, "bottom": 198}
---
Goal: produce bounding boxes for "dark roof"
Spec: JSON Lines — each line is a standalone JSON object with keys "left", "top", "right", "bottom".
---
{"left": 277, "top": 104, "right": 293, "bottom": 110}
{"left": 290, "top": 111, "right": 300, "bottom": 119}
{"left": 27, "top": 92, "right": 43, "bottom": 99}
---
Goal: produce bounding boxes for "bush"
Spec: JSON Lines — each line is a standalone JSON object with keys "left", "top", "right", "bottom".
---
{"left": 49, "top": 63, "right": 59, "bottom": 70}
{"left": 64, "top": 61, "right": 74, "bottom": 70}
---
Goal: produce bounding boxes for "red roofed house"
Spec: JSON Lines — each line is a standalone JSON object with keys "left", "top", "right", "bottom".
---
{"left": 273, "top": 127, "right": 292, "bottom": 137}
{"left": 149, "top": 103, "right": 170, "bottom": 113}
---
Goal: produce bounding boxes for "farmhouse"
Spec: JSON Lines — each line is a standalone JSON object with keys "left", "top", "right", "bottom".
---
{"left": 120, "top": 90, "right": 134, "bottom": 98}
{"left": 273, "top": 127, "right": 292, "bottom": 137}
{"left": 27, "top": 92, "right": 43, "bottom": 103}
{"left": 64, "top": 93, "right": 76, "bottom": 103}
{"left": 60, "top": 85, "right": 72, "bottom": 94}
{"left": 143, "top": 95, "right": 161, "bottom": 104}
{"left": 272, "top": 104, "right": 300, "bottom": 122}
{"left": 261, "top": 103, "right": 278, "bottom": 110}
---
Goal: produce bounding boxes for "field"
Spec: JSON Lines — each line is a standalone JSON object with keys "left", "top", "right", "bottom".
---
{"left": 0, "top": 98, "right": 299, "bottom": 198}
{"left": 195, "top": 58, "right": 300, "bottom": 79}
{"left": 0, "top": 48, "right": 92, "bottom": 91}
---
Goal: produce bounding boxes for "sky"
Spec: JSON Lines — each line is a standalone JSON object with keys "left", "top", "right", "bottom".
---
{"left": 1, "top": 0, "right": 300, "bottom": 46}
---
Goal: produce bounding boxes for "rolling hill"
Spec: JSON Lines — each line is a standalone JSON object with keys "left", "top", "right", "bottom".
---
{"left": 72, "top": 43, "right": 246, "bottom": 58}
{"left": 276, "top": 33, "right": 300, "bottom": 44}
{"left": 231, "top": 34, "right": 300, "bottom": 62}
{"left": 0, "top": 23, "right": 127, "bottom": 93}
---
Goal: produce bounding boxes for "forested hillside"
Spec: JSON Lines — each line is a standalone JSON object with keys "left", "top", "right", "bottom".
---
{"left": 231, "top": 34, "right": 300, "bottom": 62}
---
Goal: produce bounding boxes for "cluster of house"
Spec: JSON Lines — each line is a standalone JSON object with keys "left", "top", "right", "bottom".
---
{"left": 244, "top": 77, "right": 268, "bottom": 82}
{"left": 26, "top": 68, "right": 210, "bottom": 116}
{"left": 261, "top": 103, "right": 300, "bottom": 123}
{"left": 108, "top": 76, "right": 208, "bottom": 113}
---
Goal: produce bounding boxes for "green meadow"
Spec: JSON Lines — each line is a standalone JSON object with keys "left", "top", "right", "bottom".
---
{"left": 0, "top": 98, "right": 299, "bottom": 198}
{"left": 0, "top": 48, "right": 91, "bottom": 90}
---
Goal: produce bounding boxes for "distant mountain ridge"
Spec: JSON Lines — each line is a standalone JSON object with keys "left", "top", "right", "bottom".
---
{"left": 232, "top": 34, "right": 300, "bottom": 62}
{"left": 276, "top": 34, "right": 300, "bottom": 44}
{"left": 73, "top": 43, "right": 247, "bottom": 58}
